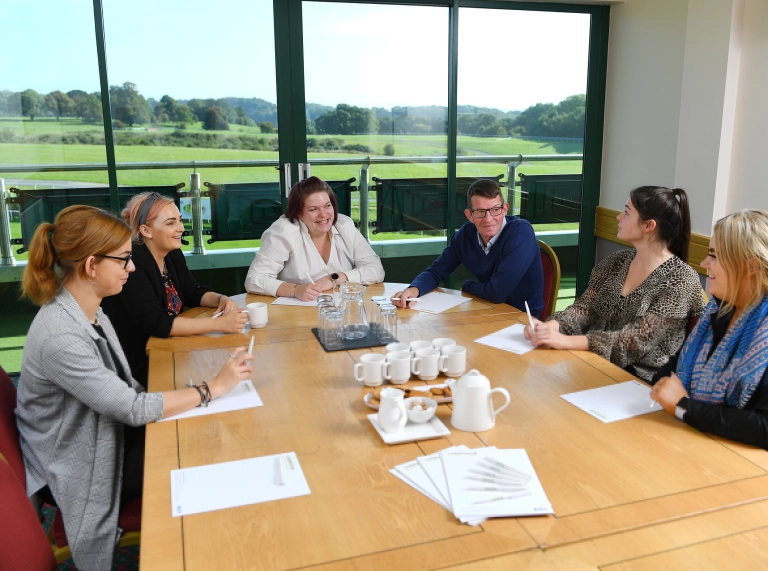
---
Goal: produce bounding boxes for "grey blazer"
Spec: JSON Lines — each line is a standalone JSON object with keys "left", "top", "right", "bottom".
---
{"left": 16, "top": 287, "right": 164, "bottom": 571}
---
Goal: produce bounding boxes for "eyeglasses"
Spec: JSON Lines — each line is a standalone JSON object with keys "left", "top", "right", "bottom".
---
{"left": 97, "top": 253, "right": 133, "bottom": 269}
{"left": 469, "top": 205, "right": 504, "bottom": 219}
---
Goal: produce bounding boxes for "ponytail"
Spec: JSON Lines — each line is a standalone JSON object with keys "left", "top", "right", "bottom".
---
{"left": 21, "top": 222, "right": 58, "bottom": 306}
{"left": 670, "top": 188, "right": 690, "bottom": 262}
{"left": 20, "top": 205, "right": 132, "bottom": 306}
{"left": 629, "top": 186, "right": 691, "bottom": 262}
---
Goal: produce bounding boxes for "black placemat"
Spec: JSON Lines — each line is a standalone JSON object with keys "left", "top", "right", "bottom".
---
{"left": 311, "top": 327, "right": 397, "bottom": 352}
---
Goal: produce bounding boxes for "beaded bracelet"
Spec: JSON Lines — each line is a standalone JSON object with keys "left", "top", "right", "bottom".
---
{"left": 186, "top": 382, "right": 207, "bottom": 408}
{"left": 201, "top": 381, "right": 212, "bottom": 404}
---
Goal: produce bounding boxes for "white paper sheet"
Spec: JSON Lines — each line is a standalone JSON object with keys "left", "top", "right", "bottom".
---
{"left": 271, "top": 297, "right": 318, "bottom": 307}
{"left": 390, "top": 461, "right": 450, "bottom": 511}
{"left": 158, "top": 380, "right": 263, "bottom": 422}
{"left": 382, "top": 282, "right": 412, "bottom": 298}
{"left": 474, "top": 323, "right": 534, "bottom": 355}
{"left": 170, "top": 452, "right": 310, "bottom": 517}
{"left": 441, "top": 448, "right": 553, "bottom": 520}
{"left": 406, "top": 291, "right": 472, "bottom": 314}
{"left": 560, "top": 380, "right": 660, "bottom": 423}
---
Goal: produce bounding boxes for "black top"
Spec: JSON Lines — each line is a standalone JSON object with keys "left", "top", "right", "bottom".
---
{"left": 101, "top": 243, "right": 212, "bottom": 388}
{"left": 651, "top": 299, "right": 768, "bottom": 450}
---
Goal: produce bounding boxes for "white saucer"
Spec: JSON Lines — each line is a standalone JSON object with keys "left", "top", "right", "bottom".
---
{"left": 368, "top": 414, "right": 450, "bottom": 444}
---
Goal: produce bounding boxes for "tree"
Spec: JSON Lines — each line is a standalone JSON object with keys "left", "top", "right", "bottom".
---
{"left": 203, "top": 106, "right": 229, "bottom": 130}
{"left": 81, "top": 93, "right": 103, "bottom": 124}
{"left": 109, "top": 82, "right": 152, "bottom": 126}
{"left": 314, "top": 104, "right": 378, "bottom": 135}
{"left": 154, "top": 95, "right": 195, "bottom": 124}
{"left": 44, "top": 91, "right": 75, "bottom": 121}
{"left": 21, "top": 89, "right": 44, "bottom": 121}
{"left": 259, "top": 121, "right": 276, "bottom": 133}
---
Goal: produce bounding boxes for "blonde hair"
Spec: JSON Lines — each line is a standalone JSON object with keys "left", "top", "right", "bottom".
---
{"left": 22, "top": 205, "right": 131, "bottom": 306}
{"left": 712, "top": 209, "right": 768, "bottom": 314}
{"left": 122, "top": 192, "right": 175, "bottom": 244}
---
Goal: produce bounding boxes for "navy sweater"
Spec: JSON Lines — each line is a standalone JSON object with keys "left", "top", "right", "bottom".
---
{"left": 410, "top": 216, "right": 544, "bottom": 316}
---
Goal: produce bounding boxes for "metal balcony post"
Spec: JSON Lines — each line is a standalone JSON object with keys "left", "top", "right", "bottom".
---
{"left": 0, "top": 179, "right": 16, "bottom": 266}
{"left": 190, "top": 172, "right": 205, "bottom": 255}
{"left": 358, "top": 163, "right": 370, "bottom": 242}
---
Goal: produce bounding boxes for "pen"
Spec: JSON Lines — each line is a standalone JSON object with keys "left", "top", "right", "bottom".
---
{"left": 471, "top": 491, "right": 531, "bottom": 505}
{"left": 305, "top": 272, "right": 316, "bottom": 285}
{"left": 247, "top": 335, "right": 254, "bottom": 360}
{"left": 277, "top": 455, "right": 285, "bottom": 486}
{"left": 524, "top": 300, "right": 535, "bottom": 332}
{"left": 211, "top": 309, "right": 224, "bottom": 319}
{"left": 390, "top": 297, "right": 420, "bottom": 302}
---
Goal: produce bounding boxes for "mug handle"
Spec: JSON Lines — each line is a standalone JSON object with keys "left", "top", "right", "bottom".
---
{"left": 438, "top": 354, "right": 448, "bottom": 373}
{"left": 353, "top": 363, "right": 365, "bottom": 382}
{"left": 489, "top": 387, "right": 511, "bottom": 418}
{"left": 411, "top": 358, "right": 421, "bottom": 376}
{"left": 382, "top": 362, "right": 392, "bottom": 381}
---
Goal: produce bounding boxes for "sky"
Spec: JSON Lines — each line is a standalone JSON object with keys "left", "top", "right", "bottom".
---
{"left": 1, "top": 0, "right": 590, "bottom": 113}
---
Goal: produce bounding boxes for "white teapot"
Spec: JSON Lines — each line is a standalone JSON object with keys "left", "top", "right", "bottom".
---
{"left": 446, "top": 370, "right": 510, "bottom": 432}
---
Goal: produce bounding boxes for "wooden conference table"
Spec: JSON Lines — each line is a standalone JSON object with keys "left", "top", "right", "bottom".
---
{"left": 141, "top": 285, "right": 768, "bottom": 570}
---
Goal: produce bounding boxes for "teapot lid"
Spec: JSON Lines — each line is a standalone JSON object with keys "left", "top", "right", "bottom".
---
{"left": 457, "top": 369, "right": 490, "bottom": 389}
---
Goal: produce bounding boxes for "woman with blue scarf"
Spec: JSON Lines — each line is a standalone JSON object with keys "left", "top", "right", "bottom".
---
{"left": 651, "top": 209, "right": 768, "bottom": 449}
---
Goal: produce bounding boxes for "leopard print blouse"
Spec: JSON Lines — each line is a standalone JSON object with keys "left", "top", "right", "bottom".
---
{"left": 550, "top": 249, "right": 705, "bottom": 381}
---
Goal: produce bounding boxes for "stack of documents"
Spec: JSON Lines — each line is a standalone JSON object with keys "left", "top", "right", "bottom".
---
{"left": 390, "top": 445, "right": 553, "bottom": 525}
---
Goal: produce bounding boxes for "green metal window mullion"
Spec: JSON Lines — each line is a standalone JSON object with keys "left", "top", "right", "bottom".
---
{"left": 92, "top": 0, "right": 118, "bottom": 210}
{"left": 576, "top": 6, "right": 609, "bottom": 295}
{"left": 273, "top": 0, "right": 308, "bottom": 210}
{"left": 445, "top": 0, "right": 460, "bottom": 289}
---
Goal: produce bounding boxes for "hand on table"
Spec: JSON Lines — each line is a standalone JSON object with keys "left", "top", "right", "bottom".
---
{"left": 524, "top": 319, "right": 567, "bottom": 349}
{"left": 216, "top": 296, "right": 240, "bottom": 314}
{"left": 391, "top": 287, "right": 420, "bottom": 308}
{"left": 209, "top": 347, "right": 253, "bottom": 399}
{"left": 314, "top": 276, "right": 335, "bottom": 292}
{"left": 651, "top": 373, "right": 689, "bottom": 415}
{"left": 294, "top": 283, "right": 324, "bottom": 302}
{"left": 215, "top": 308, "right": 248, "bottom": 333}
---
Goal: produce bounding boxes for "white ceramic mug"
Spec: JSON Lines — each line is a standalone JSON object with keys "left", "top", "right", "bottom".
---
{"left": 409, "top": 340, "right": 432, "bottom": 354}
{"left": 377, "top": 388, "right": 407, "bottom": 433}
{"left": 247, "top": 302, "right": 268, "bottom": 328}
{"left": 353, "top": 354, "right": 391, "bottom": 386}
{"left": 385, "top": 342, "right": 410, "bottom": 354}
{"left": 386, "top": 350, "right": 413, "bottom": 384}
{"left": 432, "top": 337, "right": 457, "bottom": 352}
{"left": 411, "top": 347, "right": 441, "bottom": 381}
{"left": 439, "top": 345, "right": 467, "bottom": 377}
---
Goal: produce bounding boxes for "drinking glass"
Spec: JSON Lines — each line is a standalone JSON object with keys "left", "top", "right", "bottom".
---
{"left": 322, "top": 309, "right": 343, "bottom": 349}
{"left": 376, "top": 303, "right": 398, "bottom": 343}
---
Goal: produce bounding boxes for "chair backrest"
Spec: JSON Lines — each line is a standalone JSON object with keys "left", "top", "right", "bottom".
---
{"left": 0, "top": 456, "right": 58, "bottom": 571}
{"left": 0, "top": 366, "right": 25, "bottom": 485}
{"left": 538, "top": 240, "right": 561, "bottom": 321}
{"left": 8, "top": 184, "right": 184, "bottom": 254}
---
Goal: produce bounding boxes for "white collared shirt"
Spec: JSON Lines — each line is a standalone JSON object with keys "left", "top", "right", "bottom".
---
{"left": 477, "top": 216, "right": 507, "bottom": 255}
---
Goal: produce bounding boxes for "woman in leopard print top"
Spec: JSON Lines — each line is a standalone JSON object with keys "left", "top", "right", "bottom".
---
{"left": 526, "top": 186, "right": 705, "bottom": 381}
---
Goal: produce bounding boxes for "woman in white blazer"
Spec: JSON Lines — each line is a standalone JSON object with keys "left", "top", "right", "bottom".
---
{"left": 244, "top": 176, "right": 384, "bottom": 302}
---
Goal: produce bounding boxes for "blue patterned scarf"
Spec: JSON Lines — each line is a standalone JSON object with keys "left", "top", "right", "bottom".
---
{"left": 678, "top": 295, "right": 768, "bottom": 407}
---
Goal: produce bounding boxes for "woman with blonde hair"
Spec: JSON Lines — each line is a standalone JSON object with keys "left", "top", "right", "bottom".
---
{"left": 17, "top": 205, "right": 252, "bottom": 570}
{"left": 102, "top": 192, "right": 248, "bottom": 387}
{"left": 652, "top": 209, "right": 768, "bottom": 449}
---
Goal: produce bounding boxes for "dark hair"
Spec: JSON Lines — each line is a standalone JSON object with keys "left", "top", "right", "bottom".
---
{"left": 22, "top": 205, "right": 131, "bottom": 305}
{"left": 629, "top": 186, "right": 691, "bottom": 261}
{"left": 467, "top": 179, "right": 504, "bottom": 209}
{"left": 284, "top": 176, "right": 339, "bottom": 225}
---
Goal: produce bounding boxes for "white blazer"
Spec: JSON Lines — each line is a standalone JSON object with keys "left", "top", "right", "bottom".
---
{"left": 244, "top": 214, "right": 385, "bottom": 296}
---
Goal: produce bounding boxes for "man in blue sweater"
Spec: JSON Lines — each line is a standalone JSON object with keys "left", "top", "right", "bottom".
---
{"left": 391, "top": 179, "right": 544, "bottom": 316}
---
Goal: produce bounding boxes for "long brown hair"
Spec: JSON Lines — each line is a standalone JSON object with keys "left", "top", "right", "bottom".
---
{"left": 22, "top": 205, "right": 131, "bottom": 305}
